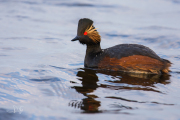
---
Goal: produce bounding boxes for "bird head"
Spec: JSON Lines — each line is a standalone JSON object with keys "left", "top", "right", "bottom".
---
{"left": 71, "top": 18, "right": 101, "bottom": 45}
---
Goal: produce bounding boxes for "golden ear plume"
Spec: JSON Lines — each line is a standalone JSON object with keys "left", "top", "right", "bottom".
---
{"left": 85, "top": 25, "right": 101, "bottom": 43}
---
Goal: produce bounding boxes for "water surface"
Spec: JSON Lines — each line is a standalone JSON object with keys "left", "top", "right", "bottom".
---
{"left": 0, "top": 0, "right": 180, "bottom": 120}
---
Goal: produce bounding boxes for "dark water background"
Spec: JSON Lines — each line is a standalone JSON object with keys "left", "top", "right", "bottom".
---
{"left": 0, "top": 0, "right": 180, "bottom": 120}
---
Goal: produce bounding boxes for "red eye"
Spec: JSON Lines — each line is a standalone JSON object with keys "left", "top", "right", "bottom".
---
{"left": 84, "top": 32, "right": 87, "bottom": 35}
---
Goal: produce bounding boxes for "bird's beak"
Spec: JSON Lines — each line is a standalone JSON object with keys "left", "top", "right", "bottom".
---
{"left": 71, "top": 36, "right": 79, "bottom": 41}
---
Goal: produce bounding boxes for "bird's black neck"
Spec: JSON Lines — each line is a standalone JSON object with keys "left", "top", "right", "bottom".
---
{"left": 84, "top": 43, "right": 102, "bottom": 67}
{"left": 86, "top": 43, "right": 102, "bottom": 54}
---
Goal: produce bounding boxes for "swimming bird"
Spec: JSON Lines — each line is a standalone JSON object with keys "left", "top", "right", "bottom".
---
{"left": 71, "top": 18, "right": 171, "bottom": 74}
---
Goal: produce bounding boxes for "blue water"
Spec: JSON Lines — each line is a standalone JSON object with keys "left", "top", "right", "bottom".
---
{"left": 0, "top": 0, "right": 180, "bottom": 120}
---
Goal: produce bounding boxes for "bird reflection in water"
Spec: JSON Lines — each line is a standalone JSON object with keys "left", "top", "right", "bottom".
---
{"left": 69, "top": 69, "right": 101, "bottom": 113}
{"left": 69, "top": 68, "right": 170, "bottom": 113}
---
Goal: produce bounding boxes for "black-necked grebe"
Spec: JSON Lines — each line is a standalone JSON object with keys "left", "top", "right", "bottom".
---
{"left": 71, "top": 18, "right": 171, "bottom": 74}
